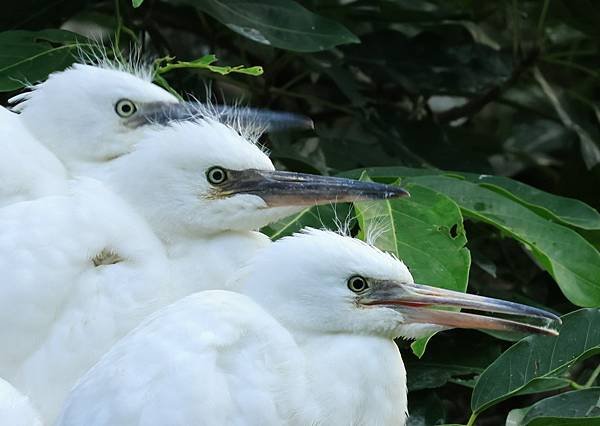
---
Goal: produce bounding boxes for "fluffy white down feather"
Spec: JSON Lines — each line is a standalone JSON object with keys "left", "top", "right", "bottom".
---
{"left": 57, "top": 230, "right": 412, "bottom": 426}
{"left": 0, "top": 178, "right": 171, "bottom": 422}
{"left": 57, "top": 291, "right": 317, "bottom": 426}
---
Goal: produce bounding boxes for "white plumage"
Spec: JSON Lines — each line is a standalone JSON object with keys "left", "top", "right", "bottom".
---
{"left": 57, "top": 229, "right": 559, "bottom": 426}
{"left": 0, "top": 378, "right": 42, "bottom": 426}
{"left": 0, "top": 106, "right": 67, "bottom": 207}
{"left": 57, "top": 230, "right": 408, "bottom": 426}
{"left": 0, "top": 63, "right": 178, "bottom": 207}
{"left": 0, "top": 113, "right": 404, "bottom": 422}
{"left": 0, "top": 178, "right": 171, "bottom": 421}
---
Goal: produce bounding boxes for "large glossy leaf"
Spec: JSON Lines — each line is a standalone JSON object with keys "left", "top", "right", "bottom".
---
{"left": 471, "top": 309, "right": 600, "bottom": 414}
{"left": 354, "top": 176, "right": 470, "bottom": 356}
{"left": 458, "top": 174, "right": 600, "bottom": 230}
{"left": 407, "top": 175, "right": 600, "bottom": 307}
{"left": 507, "top": 388, "right": 600, "bottom": 426}
{"left": 169, "top": 0, "right": 358, "bottom": 52}
{"left": 342, "top": 167, "right": 600, "bottom": 230}
{"left": 0, "top": 29, "right": 86, "bottom": 91}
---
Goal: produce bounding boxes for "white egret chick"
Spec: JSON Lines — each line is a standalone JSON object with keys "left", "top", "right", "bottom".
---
{"left": 57, "top": 229, "right": 559, "bottom": 426}
{"left": 0, "top": 114, "right": 406, "bottom": 422}
{"left": 0, "top": 178, "right": 171, "bottom": 422}
{"left": 94, "top": 117, "right": 408, "bottom": 295}
{"left": 3, "top": 60, "right": 311, "bottom": 202}
{"left": 0, "top": 377, "right": 42, "bottom": 426}
{"left": 11, "top": 64, "right": 179, "bottom": 165}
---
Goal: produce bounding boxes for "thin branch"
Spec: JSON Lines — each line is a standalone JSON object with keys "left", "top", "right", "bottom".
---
{"left": 435, "top": 48, "right": 540, "bottom": 124}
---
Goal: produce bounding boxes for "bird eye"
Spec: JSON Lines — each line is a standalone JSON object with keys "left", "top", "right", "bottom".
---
{"left": 347, "top": 275, "right": 369, "bottom": 293}
{"left": 206, "top": 166, "right": 228, "bottom": 185}
{"left": 115, "top": 99, "right": 137, "bottom": 118}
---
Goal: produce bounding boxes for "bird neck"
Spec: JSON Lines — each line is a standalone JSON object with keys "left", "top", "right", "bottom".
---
{"left": 298, "top": 333, "right": 408, "bottom": 426}
{"left": 166, "top": 231, "right": 271, "bottom": 298}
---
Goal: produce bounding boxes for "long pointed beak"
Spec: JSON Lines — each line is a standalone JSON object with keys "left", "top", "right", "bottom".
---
{"left": 360, "top": 281, "right": 560, "bottom": 336}
{"left": 218, "top": 169, "right": 409, "bottom": 206}
{"left": 129, "top": 101, "right": 313, "bottom": 131}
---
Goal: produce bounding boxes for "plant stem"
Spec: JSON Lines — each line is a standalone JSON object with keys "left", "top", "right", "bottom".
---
{"left": 269, "top": 87, "right": 355, "bottom": 115}
{"left": 466, "top": 412, "right": 479, "bottom": 426}
{"left": 584, "top": 363, "right": 600, "bottom": 388}
{"left": 542, "top": 58, "right": 599, "bottom": 79}
{"left": 113, "top": 0, "right": 126, "bottom": 63}
{"left": 536, "top": 0, "right": 550, "bottom": 41}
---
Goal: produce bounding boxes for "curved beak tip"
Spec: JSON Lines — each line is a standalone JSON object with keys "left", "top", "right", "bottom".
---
{"left": 392, "top": 187, "right": 410, "bottom": 198}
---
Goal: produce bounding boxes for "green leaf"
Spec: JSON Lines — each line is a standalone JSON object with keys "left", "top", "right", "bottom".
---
{"left": 459, "top": 174, "right": 600, "bottom": 230}
{"left": 169, "top": 0, "right": 359, "bottom": 52}
{"left": 471, "top": 309, "right": 600, "bottom": 414}
{"left": 342, "top": 167, "right": 600, "bottom": 231}
{"left": 354, "top": 176, "right": 470, "bottom": 356}
{"left": 407, "top": 175, "right": 600, "bottom": 307}
{"left": 0, "top": 29, "right": 87, "bottom": 91}
{"left": 510, "top": 388, "right": 600, "bottom": 426}
{"left": 522, "top": 387, "right": 600, "bottom": 425}
{"left": 132, "top": 0, "right": 144, "bottom": 7}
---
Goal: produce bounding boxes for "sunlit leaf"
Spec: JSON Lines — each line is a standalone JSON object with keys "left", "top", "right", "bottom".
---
{"left": 343, "top": 167, "right": 600, "bottom": 230}
{"left": 408, "top": 176, "right": 600, "bottom": 307}
{"left": 156, "top": 54, "right": 263, "bottom": 76}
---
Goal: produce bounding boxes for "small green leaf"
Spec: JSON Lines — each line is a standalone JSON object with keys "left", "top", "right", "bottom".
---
{"left": 471, "top": 309, "right": 600, "bottom": 414}
{"left": 511, "top": 388, "right": 600, "bottom": 426}
{"left": 132, "top": 0, "right": 144, "bottom": 7}
{"left": 354, "top": 175, "right": 470, "bottom": 356}
{"left": 0, "top": 30, "right": 88, "bottom": 91}
{"left": 169, "top": 0, "right": 359, "bottom": 52}
{"left": 189, "top": 54, "right": 218, "bottom": 66}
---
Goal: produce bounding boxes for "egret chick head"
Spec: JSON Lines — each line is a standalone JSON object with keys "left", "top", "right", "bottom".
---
{"left": 104, "top": 119, "right": 408, "bottom": 240}
{"left": 242, "top": 228, "right": 561, "bottom": 340}
{"left": 102, "top": 119, "right": 298, "bottom": 239}
{"left": 242, "top": 228, "right": 436, "bottom": 339}
{"left": 10, "top": 64, "right": 178, "bottom": 168}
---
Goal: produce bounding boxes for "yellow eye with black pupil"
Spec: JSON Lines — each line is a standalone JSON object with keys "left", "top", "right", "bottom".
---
{"left": 207, "top": 167, "right": 228, "bottom": 185}
{"left": 347, "top": 275, "right": 369, "bottom": 293}
{"left": 115, "top": 99, "right": 137, "bottom": 118}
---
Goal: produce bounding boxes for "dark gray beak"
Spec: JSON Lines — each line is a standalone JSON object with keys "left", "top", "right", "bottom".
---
{"left": 360, "top": 281, "right": 560, "bottom": 336}
{"left": 214, "top": 169, "right": 409, "bottom": 206}
{"left": 128, "top": 101, "right": 313, "bottom": 132}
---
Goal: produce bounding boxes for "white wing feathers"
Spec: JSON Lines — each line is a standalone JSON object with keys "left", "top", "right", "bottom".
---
{"left": 57, "top": 291, "right": 316, "bottom": 426}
